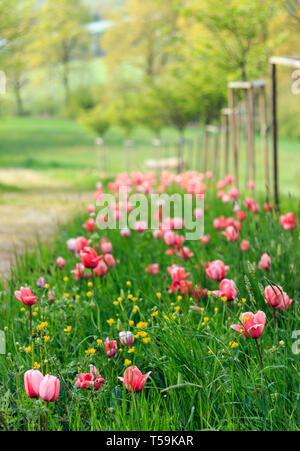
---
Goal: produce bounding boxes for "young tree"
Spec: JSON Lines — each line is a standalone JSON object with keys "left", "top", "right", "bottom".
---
{"left": 102, "top": 0, "right": 182, "bottom": 81}
{"left": 30, "top": 0, "right": 91, "bottom": 105}
{"left": 189, "top": 0, "right": 285, "bottom": 80}
{"left": 0, "top": 0, "right": 34, "bottom": 115}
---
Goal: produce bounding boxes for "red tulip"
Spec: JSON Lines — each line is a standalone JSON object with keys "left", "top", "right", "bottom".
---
{"left": 15, "top": 287, "right": 37, "bottom": 306}
{"left": 75, "top": 365, "right": 105, "bottom": 390}
{"left": 80, "top": 247, "right": 102, "bottom": 269}
{"left": 280, "top": 212, "right": 296, "bottom": 230}
{"left": 104, "top": 337, "right": 118, "bottom": 358}
{"left": 83, "top": 218, "right": 97, "bottom": 233}
{"left": 118, "top": 366, "right": 151, "bottom": 392}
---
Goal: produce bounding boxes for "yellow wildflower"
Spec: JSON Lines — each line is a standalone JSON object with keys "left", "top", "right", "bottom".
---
{"left": 125, "top": 359, "right": 132, "bottom": 366}
{"left": 107, "top": 318, "right": 114, "bottom": 325}
{"left": 85, "top": 348, "right": 96, "bottom": 355}
{"left": 229, "top": 341, "right": 239, "bottom": 349}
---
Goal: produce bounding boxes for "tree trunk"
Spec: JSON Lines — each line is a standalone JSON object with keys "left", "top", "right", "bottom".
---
{"left": 14, "top": 81, "right": 25, "bottom": 116}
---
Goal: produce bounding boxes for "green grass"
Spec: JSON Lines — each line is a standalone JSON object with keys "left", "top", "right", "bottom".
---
{"left": 0, "top": 178, "right": 299, "bottom": 431}
{"left": 0, "top": 117, "right": 299, "bottom": 196}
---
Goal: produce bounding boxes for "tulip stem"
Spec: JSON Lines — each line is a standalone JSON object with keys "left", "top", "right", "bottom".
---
{"left": 29, "top": 306, "right": 32, "bottom": 338}
{"left": 255, "top": 340, "right": 264, "bottom": 368}
{"left": 45, "top": 402, "right": 49, "bottom": 431}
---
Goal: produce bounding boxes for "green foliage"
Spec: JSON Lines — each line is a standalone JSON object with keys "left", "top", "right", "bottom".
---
{"left": 79, "top": 104, "right": 111, "bottom": 137}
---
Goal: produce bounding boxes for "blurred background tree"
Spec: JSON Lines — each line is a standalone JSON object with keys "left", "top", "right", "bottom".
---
{"left": 29, "top": 0, "right": 92, "bottom": 106}
{"left": 0, "top": 0, "right": 298, "bottom": 139}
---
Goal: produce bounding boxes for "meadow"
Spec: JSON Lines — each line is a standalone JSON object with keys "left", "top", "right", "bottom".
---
{"left": 0, "top": 169, "right": 299, "bottom": 431}
{"left": 0, "top": 116, "right": 299, "bottom": 195}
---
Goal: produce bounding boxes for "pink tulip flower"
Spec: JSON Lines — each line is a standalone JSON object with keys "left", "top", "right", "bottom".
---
{"left": 213, "top": 279, "right": 237, "bottom": 301}
{"left": 118, "top": 366, "right": 151, "bottom": 393}
{"left": 222, "top": 225, "right": 239, "bottom": 242}
{"left": 104, "top": 337, "right": 118, "bottom": 358}
{"left": 80, "top": 247, "right": 102, "bottom": 269}
{"left": 200, "top": 234, "right": 210, "bottom": 244}
{"left": 24, "top": 370, "right": 44, "bottom": 399}
{"left": 134, "top": 220, "right": 147, "bottom": 232}
{"left": 75, "top": 365, "right": 105, "bottom": 390}
{"left": 240, "top": 240, "right": 250, "bottom": 252}
{"left": 71, "top": 263, "right": 92, "bottom": 280}
{"left": 104, "top": 254, "right": 116, "bottom": 268}
{"left": 74, "top": 236, "right": 91, "bottom": 254}
{"left": 15, "top": 287, "right": 37, "bottom": 306}
{"left": 100, "top": 239, "right": 112, "bottom": 254}
{"left": 56, "top": 257, "right": 66, "bottom": 269}
{"left": 231, "top": 311, "right": 266, "bottom": 339}
{"left": 280, "top": 212, "right": 296, "bottom": 230}
{"left": 265, "top": 285, "right": 293, "bottom": 311}
{"left": 94, "top": 260, "right": 108, "bottom": 278}
{"left": 39, "top": 375, "right": 60, "bottom": 402}
{"left": 83, "top": 218, "right": 97, "bottom": 233}
{"left": 119, "top": 331, "right": 134, "bottom": 347}
{"left": 146, "top": 264, "right": 159, "bottom": 275}
{"left": 206, "top": 260, "right": 230, "bottom": 281}
{"left": 258, "top": 253, "right": 271, "bottom": 271}
{"left": 236, "top": 210, "right": 247, "bottom": 221}
{"left": 194, "top": 208, "right": 203, "bottom": 219}
{"left": 213, "top": 216, "right": 227, "bottom": 230}
{"left": 120, "top": 228, "right": 131, "bottom": 238}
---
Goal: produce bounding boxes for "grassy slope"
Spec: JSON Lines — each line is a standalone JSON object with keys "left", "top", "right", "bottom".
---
{"left": 0, "top": 181, "right": 299, "bottom": 431}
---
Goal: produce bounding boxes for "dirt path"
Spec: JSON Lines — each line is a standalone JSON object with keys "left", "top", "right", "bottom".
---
{"left": 0, "top": 169, "right": 92, "bottom": 279}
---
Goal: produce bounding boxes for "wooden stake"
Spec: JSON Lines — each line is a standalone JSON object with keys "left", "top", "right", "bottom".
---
{"left": 247, "top": 86, "right": 255, "bottom": 184}
{"left": 214, "top": 130, "right": 220, "bottom": 179}
{"left": 271, "top": 63, "right": 279, "bottom": 208}
{"left": 204, "top": 130, "right": 209, "bottom": 173}
{"left": 259, "top": 85, "right": 270, "bottom": 190}
{"left": 228, "top": 88, "right": 239, "bottom": 187}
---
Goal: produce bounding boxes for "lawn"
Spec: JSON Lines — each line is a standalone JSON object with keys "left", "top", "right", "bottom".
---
{"left": 0, "top": 117, "right": 299, "bottom": 196}
{"left": 0, "top": 172, "right": 298, "bottom": 431}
